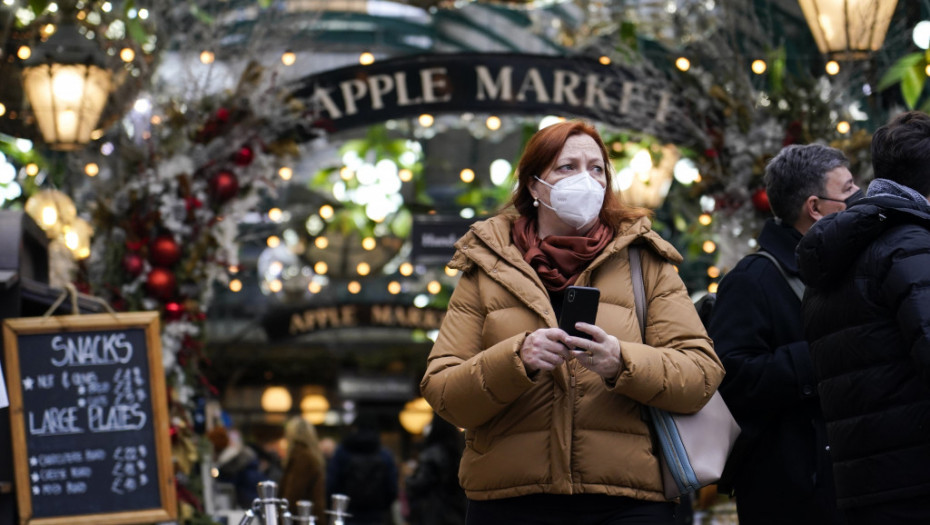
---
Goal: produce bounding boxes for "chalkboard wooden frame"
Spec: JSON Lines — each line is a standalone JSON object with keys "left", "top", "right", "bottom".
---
{"left": 2, "top": 312, "right": 176, "bottom": 525}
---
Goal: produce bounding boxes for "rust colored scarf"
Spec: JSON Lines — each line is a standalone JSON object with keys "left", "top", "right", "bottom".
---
{"left": 512, "top": 216, "right": 613, "bottom": 291}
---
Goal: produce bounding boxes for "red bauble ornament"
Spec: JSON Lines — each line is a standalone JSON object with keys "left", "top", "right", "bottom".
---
{"left": 146, "top": 268, "right": 176, "bottom": 300}
{"left": 123, "top": 253, "right": 144, "bottom": 276}
{"left": 150, "top": 235, "right": 181, "bottom": 267}
{"left": 233, "top": 146, "right": 254, "bottom": 166}
{"left": 209, "top": 170, "right": 239, "bottom": 203}
{"left": 215, "top": 107, "right": 230, "bottom": 123}
{"left": 751, "top": 188, "right": 771, "bottom": 213}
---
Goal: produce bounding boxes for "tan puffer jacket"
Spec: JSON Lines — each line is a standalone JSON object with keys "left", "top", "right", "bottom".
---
{"left": 420, "top": 213, "right": 724, "bottom": 502}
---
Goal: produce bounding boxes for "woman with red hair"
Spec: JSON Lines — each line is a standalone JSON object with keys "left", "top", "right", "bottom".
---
{"left": 421, "top": 120, "right": 723, "bottom": 524}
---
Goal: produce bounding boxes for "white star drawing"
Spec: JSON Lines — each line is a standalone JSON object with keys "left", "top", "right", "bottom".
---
{"left": 30, "top": 473, "right": 38, "bottom": 483}
{"left": 22, "top": 377, "right": 34, "bottom": 391}
{"left": 29, "top": 457, "right": 37, "bottom": 467}
{"left": 78, "top": 386, "right": 86, "bottom": 395}
{"left": 78, "top": 399, "right": 86, "bottom": 407}
{"left": 31, "top": 486, "right": 39, "bottom": 495}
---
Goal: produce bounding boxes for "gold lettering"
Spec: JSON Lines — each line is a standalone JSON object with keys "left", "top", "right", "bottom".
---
{"left": 393, "top": 306, "right": 409, "bottom": 326}
{"left": 289, "top": 312, "right": 308, "bottom": 335}
{"left": 405, "top": 307, "right": 423, "bottom": 327}
{"left": 287, "top": 305, "right": 445, "bottom": 334}
{"left": 325, "top": 307, "right": 342, "bottom": 327}
{"left": 341, "top": 305, "right": 358, "bottom": 326}
{"left": 421, "top": 309, "right": 442, "bottom": 330}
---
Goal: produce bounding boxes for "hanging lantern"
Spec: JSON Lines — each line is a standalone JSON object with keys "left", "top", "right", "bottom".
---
{"left": 614, "top": 144, "right": 680, "bottom": 209}
{"left": 300, "top": 394, "right": 330, "bottom": 425}
{"left": 21, "top": 20, "right": 112, "bottom": 150}
{"left": 261, "top": 386, "right": 293, "bottom": 413}
{"left": 398, "top": 397, "right": 434, "bottom": 435}
{"left": 797, "top": 0, "right": 898, "bottom": 60}
{"left": 24, "top": 188, "right": 77, "bottom": 238}
{"left": 61, "top": 216, "right": 93, "bottom": 259}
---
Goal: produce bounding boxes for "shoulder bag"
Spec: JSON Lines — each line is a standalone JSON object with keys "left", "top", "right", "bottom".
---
{"left": 629, "top": 245, "right": 741, "bottom": 499}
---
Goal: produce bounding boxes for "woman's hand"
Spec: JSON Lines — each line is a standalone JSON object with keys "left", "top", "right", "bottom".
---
{"left": 519, "top": 328, "right": 572, "bottom": 374}
{"left": 566, "top": 322, "right": 622, "bottom": 379}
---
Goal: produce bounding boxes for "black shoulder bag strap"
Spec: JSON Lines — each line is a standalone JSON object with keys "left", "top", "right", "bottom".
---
{"left": 749, "top": 250, "right": 805, "bottom": 301}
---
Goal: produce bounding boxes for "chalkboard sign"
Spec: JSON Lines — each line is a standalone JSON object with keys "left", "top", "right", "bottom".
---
{"left": 2, "top": 312, "right": 176, "bottom": 525}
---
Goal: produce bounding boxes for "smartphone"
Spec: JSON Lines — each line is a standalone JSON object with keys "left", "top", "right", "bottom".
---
{"left": 559, "top": 286, "right": 600, "bottom": 344}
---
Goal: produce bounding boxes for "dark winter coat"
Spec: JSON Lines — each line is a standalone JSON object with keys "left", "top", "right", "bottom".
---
{"left": 708, "top": 218, "right": 842, "bottom": 524}
{"left": 798, "top": 195, "right": 930, "bottom": 510}
{"left": 327, "top": 428, "right": 399, "bottom": 525}
{"left": 405, "top": 441, "right": 466, "bottom": 525}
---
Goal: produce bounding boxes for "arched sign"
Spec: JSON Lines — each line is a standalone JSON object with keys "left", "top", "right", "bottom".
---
{"left": 289, "top": 52, "right": 700, "bottom": 146}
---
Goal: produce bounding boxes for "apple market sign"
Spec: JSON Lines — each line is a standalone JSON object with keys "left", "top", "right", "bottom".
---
{"left": 289, "top": 52, "right": 697, "bottom": 145}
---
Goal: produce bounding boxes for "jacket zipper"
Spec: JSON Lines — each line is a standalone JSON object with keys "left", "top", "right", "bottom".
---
{"left": 569, "top": 364, "right": 576, "bottom": 492}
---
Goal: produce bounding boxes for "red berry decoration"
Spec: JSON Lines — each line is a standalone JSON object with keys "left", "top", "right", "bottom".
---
{"left": 150, "top": 235, "right": 181, "bottom": 267}
{"left": 164, "top": 301, "right": 184, "bottom": 321}
{"left": 209, "top": 170, "right": 239, "bottom": 203}
{"left": 146, "top": 268, "right": 176, "bottom": 300}
{"left": 122, "top": 253, "right": 144, "bottom": 276}
{"left": 233, "top": 146, "right": 254, "bottom": 166}
{"left": 751, "top": 187, "right": 771, "bottom": 213}
{"left": 215, "top": 107, "right": 230, "bottom": 123}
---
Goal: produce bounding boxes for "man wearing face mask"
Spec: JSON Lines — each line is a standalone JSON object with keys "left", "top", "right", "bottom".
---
{"left": 707, "top": 144, "right": 859, "bottom": 525}
{"left": 421, "top": 120, "right": 723, "bottom": 524}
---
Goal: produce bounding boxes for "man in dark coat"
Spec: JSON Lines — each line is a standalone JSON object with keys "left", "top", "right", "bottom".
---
{"left": 798, "top": 111, "right": 930, "bottom": 524}
{"left": 327, "top": 417, "right": 399, "bottom": 525}
{"left": 708, "top": 143, "right": 860, "bottom": 525}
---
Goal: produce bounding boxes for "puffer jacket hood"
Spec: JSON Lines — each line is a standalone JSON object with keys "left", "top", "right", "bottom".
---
{"left": 797, "top": 196, "right": 930, "bottom": 289}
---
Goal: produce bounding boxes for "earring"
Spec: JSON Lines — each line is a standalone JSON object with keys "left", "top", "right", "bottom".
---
{"left": 533, "top": 198, "right": 539, "bottom": 208}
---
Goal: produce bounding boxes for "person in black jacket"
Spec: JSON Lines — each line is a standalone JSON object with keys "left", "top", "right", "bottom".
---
{"left": 797, "top": 111, "right": 930, "bottom": 524}
{"left": 405, "top": 414, "right": 466, "bottom": 525}
{"left": 326, "top": 416, "right": 399, "bottom": 525}
{"left": 708, "top": 143, "right": 860, "bottom": 525}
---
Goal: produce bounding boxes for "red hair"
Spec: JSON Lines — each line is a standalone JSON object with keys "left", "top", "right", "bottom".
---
{"left": 505, "top": 120, "right": 650, "bottom": 230}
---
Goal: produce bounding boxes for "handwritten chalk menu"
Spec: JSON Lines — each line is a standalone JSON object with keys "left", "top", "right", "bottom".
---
{"left": 2, "top": 312, "right": 176, "bottom": 525}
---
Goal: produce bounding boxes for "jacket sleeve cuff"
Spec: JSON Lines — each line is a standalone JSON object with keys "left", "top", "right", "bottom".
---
{"left": 478, "top": 332, "right": 536, "bottom": 402}
{"left": 606, "top": 341, "right": 653, "bottom": 396}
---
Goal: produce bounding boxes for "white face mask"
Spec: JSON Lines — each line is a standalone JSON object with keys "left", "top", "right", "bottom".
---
{"left": 534, "top": 171, "right": 605, "bottom": 229}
